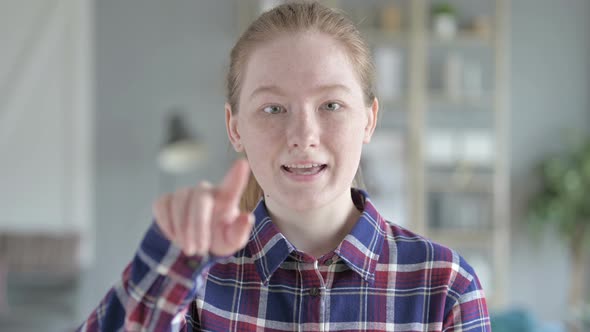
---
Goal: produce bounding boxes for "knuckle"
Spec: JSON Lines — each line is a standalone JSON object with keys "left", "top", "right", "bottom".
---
{"left": 154, "top": 193, "right": 168, "bottom": 208}
{"left": 197, "top": 181, "right": 212, "bottom": 190}
{"left": 191, "top": 189, "right": 215, "bottom": 211}
{"left": 153, "top": 194, "right": 171, "bottom": 218}
{"left": 193, "top": 238, "right": 208, "bottom": 255}
{"left": 176, "top": 187, "right": 192, "bottom": 198}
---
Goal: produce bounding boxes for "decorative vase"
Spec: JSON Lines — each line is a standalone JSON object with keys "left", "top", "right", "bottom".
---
{"left": 433, "top": 13, "right": 457, "bottom": 40}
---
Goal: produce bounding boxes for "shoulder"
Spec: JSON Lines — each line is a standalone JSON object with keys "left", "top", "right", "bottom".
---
{"left": 383, "top": 222, "right": 454, "bottom": 264}
{"left": 381, "top": 220, "right": 480, "bottom": 292}
{"left": 373, "top": 220, "right": 489, "bottom": 324}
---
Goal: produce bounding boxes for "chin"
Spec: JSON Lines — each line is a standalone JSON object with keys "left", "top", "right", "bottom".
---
{"left": 276, "top": 188, "right": 338, "bottom": 211}
{"left": 289, "top": 199, "right": 324, "bottom": 212}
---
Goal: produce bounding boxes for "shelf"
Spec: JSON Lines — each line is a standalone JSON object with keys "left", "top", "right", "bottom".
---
{"left": 427, "top": 228, "right": 494, "bottom": 249}
{"left": 363, "top": 28, "right": 409, "bottom": 46}
{"left": 428, "top": 31, "right": 492, "bottom": 48}
{"left": 427, "top": 163, "right": 495, "bottom": 173}
{"left": 380, "top": 98, "right": 408, "bottom": 111}
{"left": 427, "top": 166, "right": 494, "bottom": 193}
{"left": 377, "top": 113, "right": 408, "bottom": 131}
{"left": 428, "top": 92, "right": 493, "bottom": 109}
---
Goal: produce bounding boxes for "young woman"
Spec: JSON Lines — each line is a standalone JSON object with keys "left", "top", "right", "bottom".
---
{"left": 79, "top": 2, "right": 490, "bottom": 331}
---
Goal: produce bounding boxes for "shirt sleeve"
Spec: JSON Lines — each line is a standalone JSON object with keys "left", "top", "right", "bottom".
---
{"left": 77, "top": 221, "right": 210, "bottom": 332}
{"left": 442, "top": 268, "right": 491, "bottom": 332}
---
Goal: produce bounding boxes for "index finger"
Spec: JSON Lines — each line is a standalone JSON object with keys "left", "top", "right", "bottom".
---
{"left": 216, "top": 158, "right": 251, "bottom": 209}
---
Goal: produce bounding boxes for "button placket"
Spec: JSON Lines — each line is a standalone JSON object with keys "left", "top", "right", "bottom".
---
{"left": 309, "top": 287, "right": 320, "bottom": 296}
{"left": 310, "top": 260, "right": 326, "bottom": 297}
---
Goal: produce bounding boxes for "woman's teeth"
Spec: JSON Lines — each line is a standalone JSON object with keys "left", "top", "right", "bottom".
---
{"left": 282, "top": 164, "right": 326, "bottom": 174}
{"left": 284, "top": 163, "right": 323, "bottom": 169}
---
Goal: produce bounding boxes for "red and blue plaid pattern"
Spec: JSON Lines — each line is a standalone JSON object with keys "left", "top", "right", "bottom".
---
{"left": 79, "top": 189, "right": 490, "bottom": 331}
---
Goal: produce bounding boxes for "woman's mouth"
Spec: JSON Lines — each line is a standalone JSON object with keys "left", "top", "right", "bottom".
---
{"left": 281, "top": 163, "right": 328, "bottom": 175}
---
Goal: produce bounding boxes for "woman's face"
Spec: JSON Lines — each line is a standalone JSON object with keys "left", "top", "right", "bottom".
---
{"left": 226, "top": 32, "right": 378, "bottom": 212}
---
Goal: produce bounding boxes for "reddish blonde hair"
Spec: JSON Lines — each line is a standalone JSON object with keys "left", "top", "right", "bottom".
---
{"left": 227, "top": 1, "right": 375, "bottom": 211}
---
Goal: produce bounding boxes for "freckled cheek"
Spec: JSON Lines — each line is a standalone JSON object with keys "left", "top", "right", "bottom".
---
{"left": 327, "top": 125, "right": 367, "bottom": 160}
{"left": 241, "top": 123, "right": 284, "bottom": 153}
{"left": 324, "top": 122, "right": 364, "bottom": 142}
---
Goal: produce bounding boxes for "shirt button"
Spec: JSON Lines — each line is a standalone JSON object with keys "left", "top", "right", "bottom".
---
{"left": 187, "top": 259, "right": 200, "bottom": 269}
{"left": 325, "top": 258, "right": 334, "bottom": 266}
{"left": 309, "top": 287, "right": 320, "bottom": 296}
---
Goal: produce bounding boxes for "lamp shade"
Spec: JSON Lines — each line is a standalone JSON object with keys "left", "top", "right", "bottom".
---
{"left": 158, "top": 112, "right": 206, "bottom": 174}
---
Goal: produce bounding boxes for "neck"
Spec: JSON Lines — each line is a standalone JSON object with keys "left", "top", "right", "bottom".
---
{"left": 265, "top": 189, "right": 361, "bottom": 258}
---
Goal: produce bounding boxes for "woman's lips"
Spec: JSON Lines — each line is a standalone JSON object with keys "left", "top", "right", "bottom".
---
{"left": 281, "top": 164, "right": 327, "bottom": 175}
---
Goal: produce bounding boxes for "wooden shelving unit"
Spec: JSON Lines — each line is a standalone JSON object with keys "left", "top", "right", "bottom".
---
{"left": 334, "top": 0, "right": 510, "bottom": 309}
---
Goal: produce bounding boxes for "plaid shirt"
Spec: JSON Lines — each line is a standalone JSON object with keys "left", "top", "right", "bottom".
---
{"left": 79, "top": 189, "right": 490, "bottom": 331}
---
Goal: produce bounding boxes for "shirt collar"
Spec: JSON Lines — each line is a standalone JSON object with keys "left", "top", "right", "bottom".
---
{"left": 334, "top": 189, "right": 387, "bottom": 283}
{"left": 247, "top": 201, "right": 295, "bottom": 286}
{"left": 247, "top": 188, "right": 387, "bottom": 285}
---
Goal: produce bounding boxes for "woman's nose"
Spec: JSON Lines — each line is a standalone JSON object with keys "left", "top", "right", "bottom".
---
{"left": 286, "top": 110, "right": 320, "bottom": 150}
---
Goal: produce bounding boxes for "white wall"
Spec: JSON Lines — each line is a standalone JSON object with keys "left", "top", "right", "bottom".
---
{"left": 0, "top": 1, "right": 94, "bottom": 330}
{"left": 0, "top": 0, "right": 94, "bottom": 249}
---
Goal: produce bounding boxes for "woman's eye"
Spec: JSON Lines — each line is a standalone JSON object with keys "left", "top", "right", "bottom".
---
{"left": 262, "top": 105, "right": 284, "bottom": 114}
{"left": 322, "top": 102, "right": 342, "bottom": 111}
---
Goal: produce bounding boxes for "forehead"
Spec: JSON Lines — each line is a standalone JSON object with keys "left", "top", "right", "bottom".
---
{"left": 239, "top": 32, "right": 363, "bottom": 100}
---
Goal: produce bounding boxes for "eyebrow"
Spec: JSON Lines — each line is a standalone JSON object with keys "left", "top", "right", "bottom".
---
{"left": 248, "top": 84, "right": 353, "bottom": 99}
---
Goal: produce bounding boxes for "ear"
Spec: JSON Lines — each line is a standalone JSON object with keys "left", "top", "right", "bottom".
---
{"left": 363, "top": 97, "right": 379, "bottom": 144}
{"left": 225, "top": 102, "right": 244, "bottom": 152}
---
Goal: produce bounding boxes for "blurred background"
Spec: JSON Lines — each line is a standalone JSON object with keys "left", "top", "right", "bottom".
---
{"left": 0, "top": 0, "right": 589, "bottom": 331}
